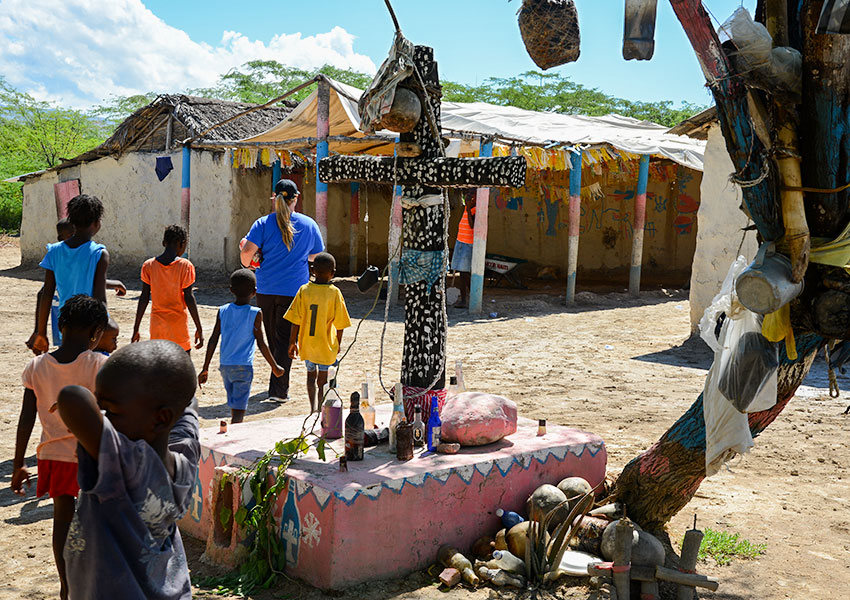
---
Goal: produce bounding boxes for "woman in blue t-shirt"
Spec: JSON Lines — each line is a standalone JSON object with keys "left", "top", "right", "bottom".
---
{"left": 240, "top": 179, "right": 325, "bottom": 402}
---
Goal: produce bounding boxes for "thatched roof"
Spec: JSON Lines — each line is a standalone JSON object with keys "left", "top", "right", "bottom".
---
{"left": 667, "top": 106, "right": 717, "bottom": 140}
{"left": 55, "top": 94, "right": 297, "bottom": 170}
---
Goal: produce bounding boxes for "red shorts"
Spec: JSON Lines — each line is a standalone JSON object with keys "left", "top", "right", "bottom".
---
{"left": 36, "top": 459, "right": 79, "bottom": 499}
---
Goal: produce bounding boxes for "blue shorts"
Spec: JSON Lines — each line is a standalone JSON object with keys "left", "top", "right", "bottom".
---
{"left": 220, "top": 364, "right": 253, "bottom": 411}
{"left": 451, "top": 240, "right": 473, "bottom": 272}
{"left": 305, "top": 359, "right": 335, "bottom": 372}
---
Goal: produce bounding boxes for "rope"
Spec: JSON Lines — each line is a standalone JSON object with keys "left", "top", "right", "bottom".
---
{"left": 783, "top": 180, "right": 850, "bottom": 194}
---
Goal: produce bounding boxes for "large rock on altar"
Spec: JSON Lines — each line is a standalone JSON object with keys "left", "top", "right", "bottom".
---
{"left": 440, "top": 392, "right": 517, "bottom": 446}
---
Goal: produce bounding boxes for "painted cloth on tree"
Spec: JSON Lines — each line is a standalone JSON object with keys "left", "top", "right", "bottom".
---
{"left": 402, "top": 385, "right": 447, "bottom": 424}
{"left": 22, "top": 350, "right": 107, "bottom": 463}
{"left": 39, "top": 240, "right": 105, "bottom": 310}
{"left": 141, "top": 258, "right": 195, "bottom": 351}
{"left": 283, "top": 282, "right": 351, "bottom": 366}
{"left": 400, "top": 248, "right": 447, "bottom": 292}
{"left": 64, "top": 409, "right": 199, "bottom": 600}
{"left": 245, "top": 213, "right": 325, "bottom": 297}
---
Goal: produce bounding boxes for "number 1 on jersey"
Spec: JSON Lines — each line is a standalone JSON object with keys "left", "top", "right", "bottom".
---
{"left": 308, "top": 304, "right": 318, "bottom": 336}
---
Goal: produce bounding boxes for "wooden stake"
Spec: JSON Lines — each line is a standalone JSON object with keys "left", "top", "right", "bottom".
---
{"left": 677, "top": 526, "right": 704, "bottom": 600}
{"left": 613, "top": 518, "right": 633, "bottom": 600}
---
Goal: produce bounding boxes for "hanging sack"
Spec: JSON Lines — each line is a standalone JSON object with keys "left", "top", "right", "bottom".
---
{"left": 517, "top": 0, "right": 580, "bottom": 70}
{"left": 817, "top": 0, "right": 850, "bottom": 34}
{"left": 716, "top": 312, "right": 780, "bottom": 413}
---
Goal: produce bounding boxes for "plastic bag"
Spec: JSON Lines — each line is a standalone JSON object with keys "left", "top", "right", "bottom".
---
{"left": 716, "top": 311, "right": 780, "bottom": 412}
{"left": 699, "top": 255, "right": 749, "bottom": 353}
{"left": 719, "top": 7, "right": 772, "bottom": 67}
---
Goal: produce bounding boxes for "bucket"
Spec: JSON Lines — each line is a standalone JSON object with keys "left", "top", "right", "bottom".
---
{"left": 357, "top": 265, "right": 380, "bottom": 292}
{"left": 518, "top": 0, "right": 581, "bottom": 70}
{"left": 735, "top": 242, "right": 804, "bottom": 314}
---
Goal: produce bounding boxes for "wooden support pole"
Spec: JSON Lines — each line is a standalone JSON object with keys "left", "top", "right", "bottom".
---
{"left": 677, "top": 526, "right": 704, "bottom": 600}
{"left": 272, "top": 159, "right": 281, "bottom": 193}
{"left": 566, "top": 149, "right": 583, "bottom": 303}
{"left": 316, "top": 77, "right": 331, "bottom": 242}
{"left": 389, "top": 139, "right": 403, "bottom": 305}
{"left": 165, "top": 112, "right": 173, "bottom": 151}
{"left": 469, "top": 138, "right": 493, "bottom": 314}
{"left": 349, "top": 182, "right": 360, "bottom": 276}
{"left": 181, "top": 145, "right": 191, "bottom": 257}
{"left": 613, "top": 518, "right": 633, "bottom": 600}
{"left": 629, "top": 155, "right": 650, "bottom": 296}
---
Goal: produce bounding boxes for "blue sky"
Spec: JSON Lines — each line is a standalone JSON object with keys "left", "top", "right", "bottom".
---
{"left": 0, "top": 0, "right": 755, "bottom": 110}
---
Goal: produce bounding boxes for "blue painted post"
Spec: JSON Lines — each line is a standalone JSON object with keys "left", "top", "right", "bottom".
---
{"left": 272, "top": 158, "right": 281, "bottom": 193}
{"left": 629, "top": 155, "right": 651, "bottom": 296}
{"left": 566, "top": 149, "right": 582, "bottom": 303}
{"left": 469, "top": 139, "right": 493, "bottom": 314}
{"left": 181, "top": 145, "right": 191, "bottom": 257}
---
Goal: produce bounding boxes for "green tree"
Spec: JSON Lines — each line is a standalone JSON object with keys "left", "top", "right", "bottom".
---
{"left": 0, "top": 78, "right": 107, "bottom": 231}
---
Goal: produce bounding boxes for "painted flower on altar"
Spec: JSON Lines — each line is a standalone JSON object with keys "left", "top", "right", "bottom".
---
{"left": 302, "top": 512, "right": 322, "bottom": 548}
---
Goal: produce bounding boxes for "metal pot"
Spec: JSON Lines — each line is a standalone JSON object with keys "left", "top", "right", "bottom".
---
{"left": 735, "top": 242, "right": 804, "bottom": 314}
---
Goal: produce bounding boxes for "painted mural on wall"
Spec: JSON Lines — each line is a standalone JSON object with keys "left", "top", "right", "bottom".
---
{"left": 482, "top": 158, "right": 702, "bottom": 279}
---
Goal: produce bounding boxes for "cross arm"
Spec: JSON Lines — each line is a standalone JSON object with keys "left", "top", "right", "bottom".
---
{"left": 318, "top": 155, "right": 527, "bottom": 189}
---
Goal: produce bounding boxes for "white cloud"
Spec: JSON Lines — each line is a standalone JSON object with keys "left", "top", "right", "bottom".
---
{"left": 0, "top": 0, "right": 376, "bottom": 109}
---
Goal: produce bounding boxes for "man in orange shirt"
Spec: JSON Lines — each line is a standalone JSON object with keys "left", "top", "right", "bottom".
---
{"left": 451, "top": 194, "right": 475, "bottom": 308}
{"left": 132, "top": 225, "right": 203, "bottom": 351}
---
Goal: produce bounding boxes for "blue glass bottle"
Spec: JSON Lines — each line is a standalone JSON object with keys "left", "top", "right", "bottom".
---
{"left": 426, "top": 394, "right": 442, "bottom": 452}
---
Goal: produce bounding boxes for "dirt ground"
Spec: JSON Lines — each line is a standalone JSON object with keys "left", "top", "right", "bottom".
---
{"left": 0, "top": 237, "right": 847, "bottom": 600}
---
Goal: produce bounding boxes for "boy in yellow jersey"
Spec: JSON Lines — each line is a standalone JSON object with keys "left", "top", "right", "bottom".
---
{"left": 285, "top": 252, "right": 352, "bottom": 413}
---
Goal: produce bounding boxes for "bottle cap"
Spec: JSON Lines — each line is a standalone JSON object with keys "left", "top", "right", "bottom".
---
{"left": 450, "top": 376, "right": 457, "bottom": 385}
{"left": 493, "top": 550, "right": 504, "bottom": 559}
{"left": 414, "top": 404, "right": 421, "bottom": 412}
{"left": 539, "top": 419, "right": 546, "bottom": 426}
{"left": 496, "top": 508, "right": 504, "bottom": 517}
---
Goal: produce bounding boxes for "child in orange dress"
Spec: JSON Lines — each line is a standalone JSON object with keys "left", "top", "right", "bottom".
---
{"left": 132, "top": 225, "right": 203, "bottom": 351}
{"left": 12, "top": 295, "right": 109, "bottom": 599}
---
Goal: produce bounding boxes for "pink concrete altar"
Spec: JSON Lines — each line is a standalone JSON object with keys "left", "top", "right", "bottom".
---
{"left": 180, "top": 404, "right": 606, "bottom": 590}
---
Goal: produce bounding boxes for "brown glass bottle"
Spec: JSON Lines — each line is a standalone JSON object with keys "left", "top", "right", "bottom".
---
{"left": 344, "top": 392, "right": 365, "bottom": 461}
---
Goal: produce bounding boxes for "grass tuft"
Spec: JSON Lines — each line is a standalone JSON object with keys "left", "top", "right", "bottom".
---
{"left": 695, "top": 528, "right": 767, "bottom": 566}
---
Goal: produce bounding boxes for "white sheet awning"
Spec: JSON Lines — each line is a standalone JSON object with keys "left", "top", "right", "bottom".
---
{"left": 239, "top": 79, "right": 706, "bottom": 171}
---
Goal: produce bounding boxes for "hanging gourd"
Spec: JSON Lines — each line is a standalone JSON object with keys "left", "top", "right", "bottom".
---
{"left": 517, "top": 0, "right": 581, "bottom": 70}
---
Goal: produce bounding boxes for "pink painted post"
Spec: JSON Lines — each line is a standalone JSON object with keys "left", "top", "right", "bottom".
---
{"left": 566, "top": 149, "right": 582, "bottom": 303}
{"left": 629, "top": 155, "right": 651, "bottom": 296}
{"left": 349, "top": 182, "right": 360, "bottom": 275}
{"left": 315, "top": 77, "right": 330, "bottom": 242}
{"left": 181, "top": 145, "right": 191, "bottom": 257}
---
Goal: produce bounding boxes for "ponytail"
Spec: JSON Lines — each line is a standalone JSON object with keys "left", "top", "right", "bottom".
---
{"left": 275, "top": 194, "right": 296, "bottom": 250}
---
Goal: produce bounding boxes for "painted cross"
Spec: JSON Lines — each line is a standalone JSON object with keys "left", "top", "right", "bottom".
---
{"left": 319, "top": 44, "right": 526, "bottom": 398}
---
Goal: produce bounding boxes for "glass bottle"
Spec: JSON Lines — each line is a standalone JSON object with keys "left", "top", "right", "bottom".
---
{"left": 388, "top": 382, "right": 404, "bottom": 452}
{"left": 321, "top": 378, "right": 343, "bottom": 440}
{"left": 455, "top": 360, "right": 466, "bottom": 392}
{"left": 412, "top": 404, "right": 425, "bottom": 448}
{"left": 344, "top": 392, "right": 364, "bottom": 461}
{"left": 446, "top": 376, "right": 459, "bottom": 399}
{"left": 426, "top": 394, "right": 442, "bottom": 452}
{"left": 361, "top": 381, "right": 376, "bottom": 430}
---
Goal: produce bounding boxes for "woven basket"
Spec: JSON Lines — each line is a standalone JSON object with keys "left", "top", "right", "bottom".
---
{"left": 518, "top": 0, "right": 580, "bottom": 70}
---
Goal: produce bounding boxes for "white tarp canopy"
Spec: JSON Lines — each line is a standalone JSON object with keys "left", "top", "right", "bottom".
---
{"left": 240, "top": 79, "right": 706, "bottom": 171}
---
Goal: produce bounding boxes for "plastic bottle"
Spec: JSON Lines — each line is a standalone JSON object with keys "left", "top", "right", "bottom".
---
{"left": 360, "top": 381, "right": 376, "bottom": 430}
{"left": 455, "top": 360, "right": 466, "bottom": 392}
{"left": 412, "top": 404, "right": 425, "bottom": 448}
{"left": 344, "top": 392, "right": 364, "bottom": 461}
{"left": 321, "top": 377, "right": 343, "bottom": 440}
{"left": 495, "top": 508, "right": 524, "bottom": 530}
{"left": 388, "top": 382, "right": 404, "bottom": 452}
{"left": 437, "top": 545, "right": 479, "bottom": 586}
{"left": 490, "top": 549, "right": 526, "bottom": 575}
{"left": 425, "top": 394, "right": 442, "bottom": 452}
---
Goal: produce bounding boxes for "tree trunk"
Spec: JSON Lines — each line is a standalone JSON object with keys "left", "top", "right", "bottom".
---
{"left": 612, "top": 334, "right": 823, "bottom": 528}
{"left": 609, "top": 0, "right": 849, "bottom": 529}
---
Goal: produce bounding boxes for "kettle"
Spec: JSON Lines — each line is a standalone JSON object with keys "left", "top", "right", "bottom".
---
{"left": 735, "top": 242, "right": 804, "bottom": 314}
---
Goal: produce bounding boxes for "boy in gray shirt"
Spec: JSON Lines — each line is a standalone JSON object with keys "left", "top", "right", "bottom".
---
{"left": 57, "top": 340, "right": 199, "bottom": 600}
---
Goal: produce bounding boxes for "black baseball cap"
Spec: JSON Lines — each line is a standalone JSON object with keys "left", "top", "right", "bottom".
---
{"left": 274, "top": 179, "right": 299, "bottom": 199}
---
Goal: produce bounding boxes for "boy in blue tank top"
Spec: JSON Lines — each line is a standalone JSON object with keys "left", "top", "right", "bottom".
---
{"left": 198, "top": 269, "right": 284, "bottom": 423}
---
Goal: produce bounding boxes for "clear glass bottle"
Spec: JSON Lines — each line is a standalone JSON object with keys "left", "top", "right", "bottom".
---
{"left": 321, "top": 378, "right": 342, "bottom": 440}
{"left": 455, "top": 360, "right": 466, "bottom": 392}
{"left": 361, "top": 381, "right": 376, "bottom": 430}
{"left": 446, "top": 375, "right": 459, "bottom": 399}
{"left": 412, "top": 404, "right": 425, "bottom": 448}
